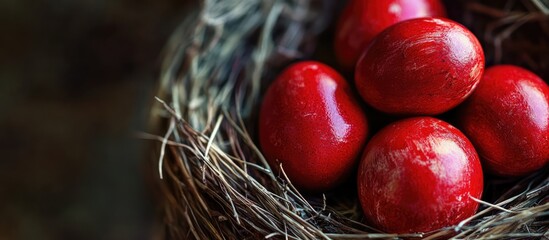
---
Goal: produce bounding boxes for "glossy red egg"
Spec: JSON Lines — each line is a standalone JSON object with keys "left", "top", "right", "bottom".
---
{"left": 357, "top": 117, "right": 483, "bottom": 233}
{"left": 457, "top": 65, "right": 549, "bottom": 176}
{"left": 334, "top": 0, "right": 446, "bottom": 70}
{"left": 355, "top": 17, "right": 485, "bottom": 115}
{"left": 259, "top": 61, "right": 369, "bottom": 192}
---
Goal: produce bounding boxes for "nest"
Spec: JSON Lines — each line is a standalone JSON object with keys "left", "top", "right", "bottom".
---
{"left": 148, "top": 0, "right": 549, "bottom": 239}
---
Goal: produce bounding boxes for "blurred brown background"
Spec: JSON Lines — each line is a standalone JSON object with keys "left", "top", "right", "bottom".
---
{"left": 0, "top": 0, "right": 191, "bottom": 239}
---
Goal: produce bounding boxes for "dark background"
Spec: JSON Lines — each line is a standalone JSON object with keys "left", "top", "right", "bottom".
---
{"left": 0, "top": 0, "right": 191, "bottom": 239}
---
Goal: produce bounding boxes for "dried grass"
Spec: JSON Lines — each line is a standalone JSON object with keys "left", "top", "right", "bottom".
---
{"left": 147, "top": 0, "right": 549, "bottom": 239}
{"left": 462, "top": 0, "right": 549, "bottom": 80}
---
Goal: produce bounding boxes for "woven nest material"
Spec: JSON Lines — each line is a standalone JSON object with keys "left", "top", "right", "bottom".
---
{"left": 148, "top": 0, "right": 549, "bottom": 239}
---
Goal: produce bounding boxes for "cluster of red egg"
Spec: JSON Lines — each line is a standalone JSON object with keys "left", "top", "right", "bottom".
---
{"left": 258, "top": 0, "right": 549, "bottom": 234}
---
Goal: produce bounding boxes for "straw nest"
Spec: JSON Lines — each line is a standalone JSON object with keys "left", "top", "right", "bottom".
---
{"left": 148, "top": 0, "right": 549, "bottom": 239}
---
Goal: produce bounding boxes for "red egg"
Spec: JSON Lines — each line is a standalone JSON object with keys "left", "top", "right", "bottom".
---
{"left": 259, "top": 61, "right": 369, "bottom": 192}
{"left": 357, "top": 117, "right": 483, "bottom": 233}
{"left": 334, "top": 0, "right": 446, "bottom": 70}
{"left": 355, "top": 17, "right": 485, "bottom": 115}
{"left": 457, "top": 65, "right": 549, "bottom": 176}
